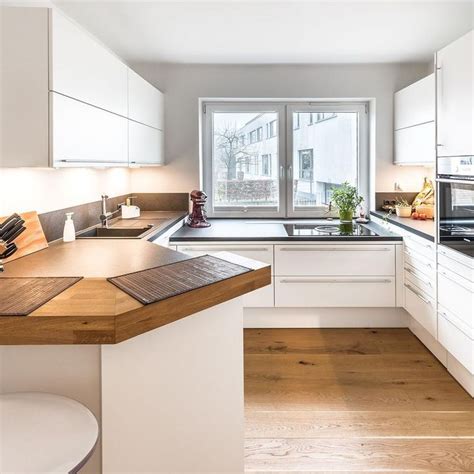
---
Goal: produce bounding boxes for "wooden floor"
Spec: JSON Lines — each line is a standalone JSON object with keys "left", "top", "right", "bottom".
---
{"left": 244, "top": 328, "right": 474, "bottom": 473}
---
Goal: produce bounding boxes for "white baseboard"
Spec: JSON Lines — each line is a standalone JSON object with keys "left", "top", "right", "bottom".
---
{"left": 243, "top": 307, "right": 409, "bottom": 328}
{"left": 447, "top": 354, "right": 474, "bottom": 397}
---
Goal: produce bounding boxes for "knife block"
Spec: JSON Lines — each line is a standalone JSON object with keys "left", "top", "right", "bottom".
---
{"left": 0, "top": 211, "right": 48, "bottom": 264}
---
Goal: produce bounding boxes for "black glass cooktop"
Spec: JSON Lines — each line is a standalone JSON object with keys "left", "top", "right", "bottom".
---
{"left": 284, "top": 223, "right": 378, "bottom": 237}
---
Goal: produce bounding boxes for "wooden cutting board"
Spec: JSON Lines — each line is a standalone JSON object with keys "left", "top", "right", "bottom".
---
{"left": 0, "top": 211, "right": 48, "bottom": 263}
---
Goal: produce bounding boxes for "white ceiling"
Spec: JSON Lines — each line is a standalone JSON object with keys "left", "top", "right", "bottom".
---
{"left": 53, "top": 0, "right": 474, "bottom": 64}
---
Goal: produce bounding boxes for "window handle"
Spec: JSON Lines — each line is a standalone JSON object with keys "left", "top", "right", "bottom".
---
{"left": 287, "top": 164, "right": 293, "bottom": 179}
{"left": 279, "top": 165, "right": 285, "bottom": 180}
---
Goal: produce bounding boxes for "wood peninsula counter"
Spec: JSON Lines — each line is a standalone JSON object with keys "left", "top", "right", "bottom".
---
{"left": 0, "top": 239, "right": 270, "bottom": 345}
{"left": 0, "top": 235, "right": 271, "bottom": 474}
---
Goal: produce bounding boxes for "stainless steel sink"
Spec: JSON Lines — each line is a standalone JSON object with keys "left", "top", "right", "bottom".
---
{"left": 77, "top": 225, "right": 153, "bottom": 239}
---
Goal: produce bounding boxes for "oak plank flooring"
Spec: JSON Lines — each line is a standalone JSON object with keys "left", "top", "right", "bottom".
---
{"left": 244, "top": 329, "right": 474, "bottom": 472}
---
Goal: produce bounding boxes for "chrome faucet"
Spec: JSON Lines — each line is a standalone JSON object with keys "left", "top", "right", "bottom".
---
{"left": 99, "top": 194, "right": 124, "bottom": 228}
{"left": 100, "top": 194, "right": 112, "bottom": 228}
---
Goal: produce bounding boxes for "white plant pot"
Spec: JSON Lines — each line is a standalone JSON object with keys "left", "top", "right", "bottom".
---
{"left": 396, "top": 206, "right": 412, "bottom": 218}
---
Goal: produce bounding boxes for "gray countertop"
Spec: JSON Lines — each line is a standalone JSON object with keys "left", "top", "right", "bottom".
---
{"left": 170, "top": 218, "right": 402, "bottom": 242}
{"left": 370, "top": 210, "right": 435, "bottom": 242}
{"left": 2, "top": 211, "right": 188, "bottom": 278}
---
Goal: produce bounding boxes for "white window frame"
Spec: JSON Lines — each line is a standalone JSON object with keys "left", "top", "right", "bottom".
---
{"left": 202, "top": 101, "right": 369, "bottom": 218}
{"left": 286, "top": 103, "right": 369, "bottom": 218}
{"left": 202, "top": 103, "right": 286, "bottom": 218}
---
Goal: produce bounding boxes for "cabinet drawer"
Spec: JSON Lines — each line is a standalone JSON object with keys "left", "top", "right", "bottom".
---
{"left": 51, "top": 93, "right": 128, "bottom": 167}
{"left": 404, "top": 283, "right": 436, "bottom": 338}
{"left": 404, "top": 264, "right": 435, "bottom": 299}
{"left": 275, "top": 277, "right": 395, "bottom": 307}
{"left": 129, "top": 122, "right": 164, "bottom": 166}
{"left": 438, "top": 247, "right": 474, "bottom": 283}
{"left": 404, "top": 249, "right": 436, "bottom": 282}
{"left": 274, "top": 245, "right": 395, "bottom": 276}
{"left": 176, "top": 244, "right": 274, "bottom": 273}
{"left": 404, "top": 235, "right": 435, "bottom": 261}
{"left": 438, "top": 266, "right": 474, "bottom": 331}
{"left": 243, "top": 277, "right": 274, "bottom": 308}
{"left": 394, "top": 122, "right": 435, "bottom": 165}
{"left": 438, "top": 314, "right": 474, "bottom": 374}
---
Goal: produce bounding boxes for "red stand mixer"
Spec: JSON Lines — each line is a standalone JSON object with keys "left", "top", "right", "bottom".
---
{"left": 186, "top": 190, "right": 211, "bottom": 228}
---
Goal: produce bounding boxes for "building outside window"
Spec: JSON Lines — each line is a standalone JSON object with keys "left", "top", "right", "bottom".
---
{"left": 267, "top": 120, "right": 277, "bottom": 138}
{"left": 202, "top": 102, "right": 368, "bottom": 217}
{"left": 261, "top": 154, "right": 272, "bottom": 176}
{"left": 298, "top": 149, "right": 313, "bottom": 180}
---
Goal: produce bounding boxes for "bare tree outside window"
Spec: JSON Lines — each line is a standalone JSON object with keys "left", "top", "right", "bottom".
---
{"left": 212, "top": 112, "right": 279, "bottom": 208}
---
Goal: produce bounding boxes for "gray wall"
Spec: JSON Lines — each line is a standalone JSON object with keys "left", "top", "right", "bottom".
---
{"left": 130, "top": 62, "right": 432, "bottom": 196}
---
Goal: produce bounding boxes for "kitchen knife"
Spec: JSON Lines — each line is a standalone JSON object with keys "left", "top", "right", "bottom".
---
{"left": 3, "top": 224, "right": 26, "bottom": 244}
{"left": 0, "top": 243, "right": 17, "bottom": 259}
{"left": 0, "top": 214, "right": 21, "bottom": 238}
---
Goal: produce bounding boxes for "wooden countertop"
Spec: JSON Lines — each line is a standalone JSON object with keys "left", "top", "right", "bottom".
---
{"left": 0, "top": 219, "right": 270, "bottom": 345}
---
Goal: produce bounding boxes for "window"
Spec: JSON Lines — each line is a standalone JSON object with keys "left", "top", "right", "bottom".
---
{"left": 261, "top": 154, "right": 272, "bottom": 176}
{"left": 202, "top": 102, "right": 368, "bottom": 217}
{"left": 266, "top": 120, "right": 277, "bottom": 138}
{"left": 298, "top": 149, "right": 313, "bottom": 180}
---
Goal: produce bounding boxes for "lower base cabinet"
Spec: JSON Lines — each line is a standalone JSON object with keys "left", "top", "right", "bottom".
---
{"left": 404, "top": 283, "right": 436, "bottom": 338}
{"left": 438, "top": 314, "right": 474, "bottom": 374}
{"left": 275, "top": 276, "right": 396, "bottom": 307}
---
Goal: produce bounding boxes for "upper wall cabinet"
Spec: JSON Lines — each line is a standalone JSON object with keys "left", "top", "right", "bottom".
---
{"left": 128, "top": 69, "right": 164, "bottom": 130}
{"left": 1, "top": 6, "right": 164, "bottom": 168}
{"left": 50, "top": 10, "right": 128, "bottom": 117}
{"left": 394, "top": 74, "right": 435, "bottom": 130}
{"left": 393, "top": 74, "right": 435, "bottom": 166}
{"left": 436, "top": 30, "right": 474, "bottom": 158}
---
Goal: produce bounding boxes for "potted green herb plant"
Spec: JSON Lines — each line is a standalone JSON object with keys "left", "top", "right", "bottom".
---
{"left": 395, "top": 197, "right": 412, "bottom": 218}
{"left": 331, "top": 182, "right": 364, "bottom": 223}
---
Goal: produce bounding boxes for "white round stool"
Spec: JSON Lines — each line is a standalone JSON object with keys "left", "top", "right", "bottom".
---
{"left": 1, "top": 392, "right": 99, "bottom": 473}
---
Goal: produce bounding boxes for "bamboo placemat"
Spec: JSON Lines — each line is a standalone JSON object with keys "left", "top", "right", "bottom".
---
{"left": 0, "top": 277, "right": 82, "bottom": 316}
{"left": 108, "top": 255, "right": 251, "bottom": 304}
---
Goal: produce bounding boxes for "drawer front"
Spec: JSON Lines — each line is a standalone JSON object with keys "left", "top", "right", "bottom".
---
{"left": 243, "top": 277, "right": 274, "bottom": 308}
{"left": 176, "top": 245, "right": 274, "bottom": 273}
{"left": 404, "top": 235, "right": 435, "bottom": 261}
{"left": 275, "top": 245, "right": 395, "bottom": 276}
{"left": 404, "top": 283, "right": 436, "bottom": 338}
{"left": 438, "top": 315, "right": 474, "bottom": 374}
{"left": 275, "top": 277, "right": 396, "bottom": 307}
{"left": 438, "top": 267, "right": 474, "bottom": 330}
{"left": 404, "top": 263, "right": 435, "bottom": 298}
{"left": 404, "top": 250, "right": 436, "bottom": 281}
{"left": 438, "top": 248, "right": 474, "bottom": 283}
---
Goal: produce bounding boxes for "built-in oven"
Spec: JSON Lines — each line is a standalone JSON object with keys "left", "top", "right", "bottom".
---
{"left": 437, "top": 173, "right": 474, "bottom": 258}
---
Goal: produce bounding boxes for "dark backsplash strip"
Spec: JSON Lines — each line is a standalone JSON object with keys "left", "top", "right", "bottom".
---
{"left": 38, "top": 193, "right": 189, "bottom": 242}
{"left": 375, "top": 192, "right": 418, "bottom": 210}
{"left": 132, "top": 193, "right": 189, "bottom": 212}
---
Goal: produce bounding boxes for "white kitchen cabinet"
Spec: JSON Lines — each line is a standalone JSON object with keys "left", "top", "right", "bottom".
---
{"left": 129, "top": 121, "right": 164, "bottom": 166}
{"left": 438, "top": 314, "right": 474, "bottom": 374}
{"left": 394, "top": 122, "right": 435, "bottom": 165}
{"left": 436, "top": 30, "right": 474, "bottom": 157}
{"left": 404, "top": 282, "right": 436, "bottom": 338}
{"left": 128, "top": 69, "right": 164, "bottom": 130}
{"left": 275, "top": 276, "right": 395, "bottom": 307}
{"left": 1, "top": 6, "right": 165, "bottom": 169}
{"left": 393, "top": 73, "right": 435, "bottom": 166}
{"left": 274, "top": 244, "right": 395, "bottom": 277}
{"left": 394, "top": 73, "right": 435, "bottom": 130}
{"left": 51, "top": 93, "right": 128, "bottom": 167}
{"left": 50, "top": 9, "right": 128, "bottom": 117}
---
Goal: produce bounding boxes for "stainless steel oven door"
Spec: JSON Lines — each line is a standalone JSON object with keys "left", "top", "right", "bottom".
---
{"left": 438, "top": 156, "right": 474, "bottom": 180}
{"left": 438, "top": 179, "right": 474, "bottom": 258}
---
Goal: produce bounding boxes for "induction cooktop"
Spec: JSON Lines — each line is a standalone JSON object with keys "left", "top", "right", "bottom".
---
{"left": 284, "top": 223, "right": 379, "bottom": 237}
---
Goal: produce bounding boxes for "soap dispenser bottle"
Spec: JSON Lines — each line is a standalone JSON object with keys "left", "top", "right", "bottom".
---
{"left": 63, "top": 212, "right": 76, "bottom": 242}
